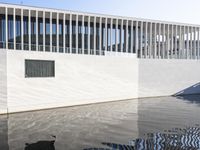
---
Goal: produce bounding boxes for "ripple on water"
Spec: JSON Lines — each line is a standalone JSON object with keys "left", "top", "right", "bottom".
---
{"left": 0, "top": 95, "right": 200, "bottom": 149}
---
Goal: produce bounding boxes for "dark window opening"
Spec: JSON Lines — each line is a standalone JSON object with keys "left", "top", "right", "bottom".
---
{"left": 25, "top": 59, "right": 55, "bottom": 78}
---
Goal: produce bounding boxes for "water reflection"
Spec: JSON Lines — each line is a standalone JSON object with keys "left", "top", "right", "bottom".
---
{"left": 85, "top": 125, "right": 200, "bottom": 149}
{"left": 0, "top": 95, "right": 200, "bottom": 149}
{"left": 176, "top": 94, "right": 200, "bottom": 105}
{"left": 0, "top": 115, "right": 9, "bottom": 150}
{"left": 24, "top": 135, "right": 56, "bottom": 150}
{"left": 1, "top": 100, "right": 138, "bottom": 150}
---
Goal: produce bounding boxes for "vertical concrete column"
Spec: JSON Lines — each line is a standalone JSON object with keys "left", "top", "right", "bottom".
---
{"left": 140, "top": 21, "right": 143, "bottom": 58}
{"left": 178, "top": 26, "right": 183, "bottom": 59}
{"left": 183, "top": 26, "right": 185, "bottom": 59}
{"left": 145, "top": 22, "right": 148, "bottom": 58}
{"left": 197, "top": 28, "right": 198, "bottom": 59}
{"left": 130, "top": 21, "right": 133, "bottom": 53}
{"left": 69, "top": 13, "right": 72, "bottom": 53}
{"left": 189, "top": 27, "right": 193, "bottom": 59}
{"left": 13, "top": 8, "right": 16, "bottom": 50}
{"left": 189, "top": 27, "right": 191, "bottom": 59}
{"left": 154, "top": 23, "right": 157, "bottom": 58}
{"left": 76, "top": 15, "right": 78, "bottom": 54}
{"left": 171, "top": 25, "right": 174, "bottom": 59}
{"left": 115, "top": 19, "right": 118, "bottom": 53}
{"left": 149, "top": 22, "right": 152, "bottom": 58}
{"left": 192, "top": 27, "right": 195, "bottom": 59}
{"left": 193, "top": 27, "right": 195, "bottom": 59}
{"left": 63, "top": 14, "right": 66, "bottom": 53}
{"left": 120, "top": 19, "right": 123, "bottom": 52}
{"left": 167, "top": 24, "right": 170, "bottom": 59}
{"left": 174, "top": 25, "right": 177, "bottom": 58}
{"left": 50, "top": 12, "right": 52, "bottom": 52}
{"left": 21, "top": 9, "right": 24, "bottom": 50}
{"left": 135, "top": 21, "right": 138, "bottom": 56}
{"left": 190, "top": 27, "right": 193, "bottom": 59}
{"left": 94, "top": 16, "right": 96, "bottom": 54}
{"left": 158, "top": 23, "right": 161, "bottom": 58}
{"left": 5, "top": 7, "right": 8, "bottom": 49}
{"left": 179, "top": 26, "right": 182, "bottom": 59}
{"left": 82, "top": 15, "right": 84, "bottom": 54}
{"left": 163, "top": 24, "right": 165, "bottom": 59}
{"left": 198, "top": 28, "right": 200, "bottom": 59}
{"left": 192, "top": 27, "right": 196, "bottom": 59}
{"left": 110, "top": 18, "right": 113, "bottom": 52}
{"left": 28, "top": 10, "right": 31, "bottom": 50}
{"left": 195, "top": 27, "right": 197, "bottom": 59}
{"left": 105, "top": 18, "right": 107, "bottom": 52}
{"left": 196, "top": 28, "right": 198, "bottom": 59}
{"left": 126, "top": 20, "right": 128, "bottom": 53}
{"left": 56, "top": 13, "right": 59, "bottom": 52}
{"left": 88, "top": 16, "right": 90, "bottom": 54}
{"left": 36, "top": 10, "right": 38, "bottom": 51}
{"left": 186, "top": 26, "right": 189, "bottom": 59}
{"left": 43, "top": 11, "right": 45, "bottom": 51}
{"left": 99, "top": 17, "right": 102, "bottom": 55}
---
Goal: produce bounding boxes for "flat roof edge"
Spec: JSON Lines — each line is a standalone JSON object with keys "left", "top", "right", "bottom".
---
{"left": 0, "top": 2, "right": 200, "bottom": 27}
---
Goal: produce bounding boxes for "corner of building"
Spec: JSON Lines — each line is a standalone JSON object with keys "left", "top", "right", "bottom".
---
{"left": 0, "top": 49, "right": 7, "bottom": 114}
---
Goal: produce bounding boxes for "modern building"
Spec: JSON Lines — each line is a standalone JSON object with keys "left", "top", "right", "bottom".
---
{"left": 0, "top": 3, "right": 200, "bottom": 114}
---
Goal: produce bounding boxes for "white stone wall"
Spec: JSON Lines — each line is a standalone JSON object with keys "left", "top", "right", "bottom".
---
{"left": 6, "top": 50, "right": 138, "bottom": 113}
{"left": 0, "top": 50, "right": 7, "bottom": 114}
{"left": 139, "top": 59, "right": 200, "bottom": 97}
{"left": 1, "top": 49, "right": 200, "bottom": 114}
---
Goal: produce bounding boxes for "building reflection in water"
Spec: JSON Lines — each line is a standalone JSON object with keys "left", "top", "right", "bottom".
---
{"left": 24, "top": 135, "right": 56, "bottom": 150}
{"left": 85, "top": 124, "right": 200, "bottom": 150}
{"left": 0, "top": 115, "right": 9, "bottom": 150}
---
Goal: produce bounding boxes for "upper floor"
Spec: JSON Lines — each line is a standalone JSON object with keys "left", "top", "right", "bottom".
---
{"left": 0, "top": 3, "right": 200, "bottom": 59}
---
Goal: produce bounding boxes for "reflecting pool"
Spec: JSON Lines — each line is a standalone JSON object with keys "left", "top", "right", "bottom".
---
{"left": 0, "top": 95, "right": 200, "bottom": 150}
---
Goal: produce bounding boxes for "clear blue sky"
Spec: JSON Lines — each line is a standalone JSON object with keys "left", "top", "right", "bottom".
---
{"left": 1, "top": 0, "right": 200, "bottom": 25}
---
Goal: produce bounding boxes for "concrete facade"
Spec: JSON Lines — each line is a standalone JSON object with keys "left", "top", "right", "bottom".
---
{"left": 1, "top": 49, "right": 138, "bottom": 114}
{"left": 139, "top": 59, "right": 200, "bottom": 97}
{"left": 0, "top": 3, "right": 200, "bottom": 114}
{"left": 0, "top": 50, "right": 7, "bottom": 114}
{"left": 1, "top": 49, "right": 200, "bottom": 114}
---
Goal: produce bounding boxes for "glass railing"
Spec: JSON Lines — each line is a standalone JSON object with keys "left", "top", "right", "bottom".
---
{"left": 31, "top": 44, "right": 36, "bottom": 51}
{"left": 52, "top": 46, "right": 57, "bottom": 52}
{"left": 16, "top": 43, "right": 22, "bottom": 50}
{"left": 65, "top": 47, "right": 70, "bottom": 53}
{"left": 84, "top": 49, "right": 88, "bottom": 54}
{"left": 24, "top": 43, "right": 29, "bottom": 50}
{"left": 59, "top": 47, "right": 64, "bottom": 53}
{"left": 38, "top": 45, "right": 43, "bottom": 51}
{"left": 0, "top": 41, "right": 6, "bottom": 49}
{"left": 78, "top": 48, "right": 82, "bottom": 54}
{"left": 8, "top": 42, "right": 14, "bottom": 49}
{"left": 45, "top": 45, "right": 50, "bottom": 52}
{"left": 72, "top": 48, "right": 76, "bottom": 53}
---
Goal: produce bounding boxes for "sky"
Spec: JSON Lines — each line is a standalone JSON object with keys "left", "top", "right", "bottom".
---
{"left": 1, "top": 0, "right": 200, "bottom": 25}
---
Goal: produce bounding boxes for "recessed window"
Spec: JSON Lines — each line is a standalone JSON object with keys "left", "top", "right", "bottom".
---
{"left": 25, "top": 59, "right": 55, "bottom": 78}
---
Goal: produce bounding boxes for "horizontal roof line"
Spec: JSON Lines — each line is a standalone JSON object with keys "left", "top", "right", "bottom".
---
{"left": 0, "top": 2, "right": 200, "bottom": 27}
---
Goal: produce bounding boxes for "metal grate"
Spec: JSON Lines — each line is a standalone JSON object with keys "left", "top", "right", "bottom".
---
{"left": 25, "top": 59, "right": 55, "bottom": 78}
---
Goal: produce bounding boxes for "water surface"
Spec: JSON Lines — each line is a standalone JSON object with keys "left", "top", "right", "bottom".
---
{"left": 0, "top": 95, "right": 200, "bottom": 149}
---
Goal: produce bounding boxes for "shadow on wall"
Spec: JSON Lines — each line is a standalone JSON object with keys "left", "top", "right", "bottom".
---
{"left": 174, "top": 82, "right": 200, "bottom": 96}
{"left": 173, "top": 82, "right": 200, "bottom": 105}
{"left": 0, "top": 116, "right": 9, "bottom": 150}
